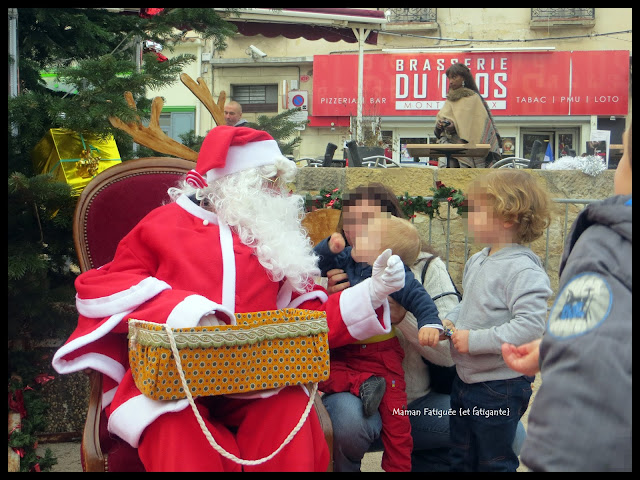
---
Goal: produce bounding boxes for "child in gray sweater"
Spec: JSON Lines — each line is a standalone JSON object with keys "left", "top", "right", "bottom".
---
{"left": 439, "top": 170, "right": 553, "bottom": 471}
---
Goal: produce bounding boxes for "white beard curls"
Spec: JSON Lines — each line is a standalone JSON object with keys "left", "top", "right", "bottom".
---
{"left": 169, "top": 156, "right": 320, "bottom": 293}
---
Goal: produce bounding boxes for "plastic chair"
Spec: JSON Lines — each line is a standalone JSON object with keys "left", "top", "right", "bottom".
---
{"left": 361, "top": 155, "right": 401, "bottom": 168}
{"left": 490, "top": 157, "right": 531, "bottom": 169}
{"left": 491, "top": 139, "right": 546, "bottom": 169}
{"left": 295, "top": 157, "right": 323, "bottom": 167}
{"left": 322, "top": 143, "right": 338, "bottom": 167}
{"left": 73, "top": 157, "right": 333, "bottom": 471}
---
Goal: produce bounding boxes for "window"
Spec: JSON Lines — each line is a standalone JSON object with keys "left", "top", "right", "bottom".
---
{"left": 386, "top": 8, "right": 436, "bottom": 23}
{"left": 384, "top": 8, "right": 437, "bottom": 32}
{"left": 158, "top": 109, "right": 195, "bottom": 143}
{"left": 530, "top": 8, "right": 595, "bottom": 28}
{"left": 231, "top": 84, "right": 278, "bottom": 113}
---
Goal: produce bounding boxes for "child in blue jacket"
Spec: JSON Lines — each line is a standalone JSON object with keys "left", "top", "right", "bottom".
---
{"left": 315, "top": 212, "right": 443, "bottom": 471}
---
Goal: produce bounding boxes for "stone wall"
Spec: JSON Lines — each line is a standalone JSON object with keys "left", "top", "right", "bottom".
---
{"left": 292, "top": 167, "right": 616, "bottom": 304}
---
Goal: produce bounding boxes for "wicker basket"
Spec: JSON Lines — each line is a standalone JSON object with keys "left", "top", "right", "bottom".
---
{"left": 128, "top": 309, "right": 330, "bottom": 400}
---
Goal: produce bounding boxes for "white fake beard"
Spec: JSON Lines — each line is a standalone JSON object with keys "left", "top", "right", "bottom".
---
{"left": 170, "top": 158, "right": 320, "bottom": 293}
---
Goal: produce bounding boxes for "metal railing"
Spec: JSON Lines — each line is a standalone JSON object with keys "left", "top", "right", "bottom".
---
{"left": 421, "top": 197, "right": 599, "bottom": 272}
{"left": 308, "top": 196, "right": 599, "bottom": 273}
{"left": 531, "top": 8, "right": 594, "bottom": 20}
{"left": 386, "top": 8, "right": 437, "bottom": 23}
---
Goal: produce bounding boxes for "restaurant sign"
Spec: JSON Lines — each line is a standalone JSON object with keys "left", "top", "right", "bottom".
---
{"left": 312, "top": 50, "right": 629, "bottom": 117}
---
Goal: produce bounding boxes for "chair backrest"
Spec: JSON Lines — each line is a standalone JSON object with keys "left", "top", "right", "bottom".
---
{"left": 528, "top": 139, "right": 545, "bottom": 169}
{"left": 301, "top": 209, "right": 342, "bottom": 247}
{"left": 345, "top": 140, "right": 363, "bottom": 167}
{"left": 322, "top": 142, "right": 338, "bottom": 167}
{"left": 73, "top": 157, "right": 195, "bottom": 271}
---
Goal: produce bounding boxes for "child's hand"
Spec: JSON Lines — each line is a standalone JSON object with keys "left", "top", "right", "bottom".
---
{"left": 328, "top": 232, "right": 346, "bottom": 254}
{"left": 502, "top": 339, "right": 542, "bottom": 376}
{"left": 441, "top": 319, "right": 455, "bottom": 339}
{"left": 451, "top": 329, "right": 470, "bottom": 353}
{"left": 419, "top": 327, "right": 441, "bottom": 347}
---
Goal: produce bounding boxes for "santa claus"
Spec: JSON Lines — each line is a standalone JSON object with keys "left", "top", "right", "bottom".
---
{"left": 52, "top": 126, "right": 405, "bottom": 471}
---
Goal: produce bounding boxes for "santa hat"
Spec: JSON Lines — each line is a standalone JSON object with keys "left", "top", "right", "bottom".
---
{"left": 185, "top": 126, "right": 284, "bottom": 188}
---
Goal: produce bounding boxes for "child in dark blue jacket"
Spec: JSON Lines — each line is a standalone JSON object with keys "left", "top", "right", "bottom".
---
{"left": 314, "top": 213, "right": 443, "bottom": 471}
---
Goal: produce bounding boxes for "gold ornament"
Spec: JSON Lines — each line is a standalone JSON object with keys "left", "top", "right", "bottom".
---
{"left": 76, "top": 148, "right": 101, "bottom": 178}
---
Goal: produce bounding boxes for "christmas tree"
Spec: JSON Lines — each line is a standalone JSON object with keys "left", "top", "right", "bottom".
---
{"left": 7, "top": 9, "right": 237, "bottom": 470}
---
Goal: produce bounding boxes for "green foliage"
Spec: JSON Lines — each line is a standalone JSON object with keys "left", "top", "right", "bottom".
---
{"left": 178, "top": 130, "right": 207, "bottom": 153}
{"left": 398, "top": 181, "right": 467, "bottom": 219}
{"left": 8, "top": 172, "right": 79, "bottom": 340}
{"left": 246, "top": 108, "right": 307, "bottom": 154}
{"left": 314, "top": 188, "right": 343, "bottom": 210}
{"left": 8, "top": 351, "right": 59, "bottom": 472}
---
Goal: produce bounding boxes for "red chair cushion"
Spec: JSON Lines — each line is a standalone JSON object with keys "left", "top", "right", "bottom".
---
{"left": 84, "top": 172, "right": 182, "bottom": 268}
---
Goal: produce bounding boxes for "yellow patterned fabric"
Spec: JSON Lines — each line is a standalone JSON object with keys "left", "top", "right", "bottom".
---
{"left": 128, "top": 309, "right": 330, "bottom": 401}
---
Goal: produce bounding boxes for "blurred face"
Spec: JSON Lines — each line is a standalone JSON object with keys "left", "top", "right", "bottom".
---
{"left": 224, "top": 104, "right": 242, "bottom": 126}
{"left": 351, "top": 216, "right": 386, "bottom": 265}
{"left": 614, "top": 129, "right": 632, "bottom": 196}
{"left": 342, "top": 199, "right": 389, "bottom": 263}
{"left": 448, "top": 73, "right": 464, "bottom": 91}
{"left": 466, "top": 193, "right": 514, "bottom": 247}
{"left": 342, "top": 199, "right": 381, "bottom": 246}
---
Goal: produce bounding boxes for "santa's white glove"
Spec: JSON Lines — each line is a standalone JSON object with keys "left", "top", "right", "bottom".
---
{"left": 368, "top": 248, "right": 405, "bottom": 309}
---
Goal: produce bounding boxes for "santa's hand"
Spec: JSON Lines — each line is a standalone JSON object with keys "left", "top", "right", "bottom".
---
{"left": 200, "top": 313, "right": 226, "bottom": 326}
{"left": 368, "top": 249, "right": 405, "bottom": 309}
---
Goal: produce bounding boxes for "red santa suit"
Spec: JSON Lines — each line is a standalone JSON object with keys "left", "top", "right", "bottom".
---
{"left": 52, "top": 127, "right": 394, "bottom": 472}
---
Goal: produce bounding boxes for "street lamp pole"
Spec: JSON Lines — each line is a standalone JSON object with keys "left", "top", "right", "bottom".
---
{"left": 353, "top": 27, "right": 371, "bottom": 145}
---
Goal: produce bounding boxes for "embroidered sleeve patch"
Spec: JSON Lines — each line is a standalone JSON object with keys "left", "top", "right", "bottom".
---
{"left": 547, "top": 273, "right": 612, "bottom": 339}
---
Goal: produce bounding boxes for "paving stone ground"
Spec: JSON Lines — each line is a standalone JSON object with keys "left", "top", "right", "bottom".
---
{"left": 39, "top": 374, "right": 541, "bottom": 472}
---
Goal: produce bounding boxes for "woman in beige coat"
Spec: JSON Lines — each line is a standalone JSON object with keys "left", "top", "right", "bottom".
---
{"left": 434, "top": 63, "right": 502, "bottom": 168}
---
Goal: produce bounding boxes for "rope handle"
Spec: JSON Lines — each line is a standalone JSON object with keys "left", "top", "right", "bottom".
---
{"left": 165, "top": 324, "right": 317, "bottom": 466}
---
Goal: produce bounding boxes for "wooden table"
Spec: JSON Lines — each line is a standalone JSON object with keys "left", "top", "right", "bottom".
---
{"left": 406, "top": 143, "right": 490, "bottom": 168}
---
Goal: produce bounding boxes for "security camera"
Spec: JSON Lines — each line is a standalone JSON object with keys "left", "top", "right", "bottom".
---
{"left": 249, "top": 45, "right": 267, "bottom": 58}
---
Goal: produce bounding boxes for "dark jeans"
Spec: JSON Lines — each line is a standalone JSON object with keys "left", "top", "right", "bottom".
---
{"left": 323, "top": 389, "right": 527, "bottom": 472}
{"left": 449, "top": 374, "right": 533, "bottom": 472}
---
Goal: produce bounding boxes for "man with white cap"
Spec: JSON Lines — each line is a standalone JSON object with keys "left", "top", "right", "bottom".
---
{"left": 52, "top": 126, "right": 405, "bottom": 471}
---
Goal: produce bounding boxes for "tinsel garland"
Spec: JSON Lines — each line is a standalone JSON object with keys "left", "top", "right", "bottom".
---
{"left": 543, "top": 155, "right": 607, "bottom": 176}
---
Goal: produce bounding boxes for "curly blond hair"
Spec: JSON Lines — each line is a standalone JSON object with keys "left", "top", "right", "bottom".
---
{"left": 468, "top": 170, "right": 552, "bottom": 244}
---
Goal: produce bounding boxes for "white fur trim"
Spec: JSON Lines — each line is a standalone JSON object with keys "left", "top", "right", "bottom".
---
{"left": 276, "top": 281, "right": 295, "bottom": 309}
{"left": 205, "top": 140, "right": 284, "bottom": 182}
{"left": 176, "top": 194, "right": 219, "bottom": 224}
{"left": 166, "top": 295, "right": 236, "bottom": 328}
{"left": 102, "top": 386, "right": 117, "bottom": 410}
{"left": 108, "top": 394, "right": 190, "bottom": 448}
{"left": 419, "top": 324, "right": 445, "bottom": 331}
{"left": 338, "top": 280, "right": 392, "bottom": 340}
{"left": 225, "top": 387, "right": 283, "bottom": 400}
{"left": 76, "top": 277, "right": 171, "bottom": 318}
{"left": 286, "top": 290, "right": 329, "bottom": 309}
{"left": 52, "top": 310, "right": 132, "bottom": 375}
{"left": 218, "top": 221, "right": 236, "bottom": 313}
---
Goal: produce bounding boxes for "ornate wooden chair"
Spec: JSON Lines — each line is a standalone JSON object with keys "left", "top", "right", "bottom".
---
{"left": 301, "top": 208, "right": 342, "bottom": 247}
{"left": 73, "top": 156, "right": 333, "bottom": 471}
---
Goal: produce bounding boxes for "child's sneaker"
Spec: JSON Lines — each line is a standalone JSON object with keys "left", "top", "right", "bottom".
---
{"left": 359, "top": 376, "right": 386, "bottom": 417}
